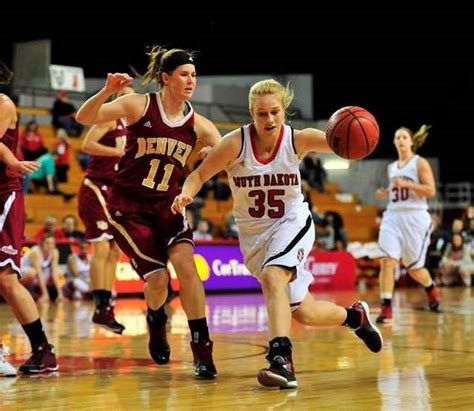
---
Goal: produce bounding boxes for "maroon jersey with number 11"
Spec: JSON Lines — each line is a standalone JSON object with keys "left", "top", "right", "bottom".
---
{"left": 110, "top": 93, "right": 197, "bottom": 208}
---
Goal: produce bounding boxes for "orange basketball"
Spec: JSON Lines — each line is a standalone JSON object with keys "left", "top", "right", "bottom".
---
{"left": 325, "top": 106, "right": 379, "bottom": 160}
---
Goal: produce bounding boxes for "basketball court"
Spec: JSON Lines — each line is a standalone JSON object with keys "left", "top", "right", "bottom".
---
{"left": 1, "top": 287, "right": 473, "bottom": 409}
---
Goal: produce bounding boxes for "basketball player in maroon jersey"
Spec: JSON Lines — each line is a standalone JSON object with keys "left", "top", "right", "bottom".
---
{"left": 78, "top": 86, "right": 134, "bottom": 334}
{"left": 77, "top": 46, "right": 220, "bottom": 378}
{"left": 0, "top": 60, "right": 58, "bottom": 373}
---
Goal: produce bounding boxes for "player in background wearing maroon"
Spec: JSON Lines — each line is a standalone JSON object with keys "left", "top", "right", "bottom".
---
{"left": 78, "top": 86, "right": 134, "bottom": 334}
{"left": 77, "top": 46, "right": 220, "bottom": 378}
{"left": 0, "top": 60, "right": 58, "bottom": 374}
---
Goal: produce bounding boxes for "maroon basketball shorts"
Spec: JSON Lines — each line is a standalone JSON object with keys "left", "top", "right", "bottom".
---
{"left": 0, "top": 190, "right": 25, "bottom": 275}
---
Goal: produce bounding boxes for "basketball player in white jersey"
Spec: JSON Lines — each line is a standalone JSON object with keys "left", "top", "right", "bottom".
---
{"left": 375, "top": 125, "right": 440, "bottom": 324}
{"left": 172, "top": 79, "right": 383, "bottom": 389}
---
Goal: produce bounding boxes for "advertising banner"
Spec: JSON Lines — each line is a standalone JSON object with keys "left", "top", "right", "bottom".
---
{"left": 24, "top": 240, "right": 355, "bottom": 294}
{"left": 115, "top": 242, "right": 260, "bottom": 294}
{"left": 307, "top": 250, "right": 356, "bottom": 290}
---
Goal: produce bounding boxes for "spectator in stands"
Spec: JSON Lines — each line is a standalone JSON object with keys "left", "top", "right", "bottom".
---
{"left": 310, "top": 204, "right": 326, "bottom": 227}
{"left": 450, "top": 218, "right": 465, "bottom": 238}
{"left": 28, "top": 148, "right": 57, "bottom": 194}
{"left": 55, "top": 215, "right": 86, "bottom": 271}
{"left": 325, "top": 211, "right": 348, "bottom": 250}
{"left": 300, "top": 153, "right": 327, "bottom": 193}
{"left": 28, "top": 148, "right": 75, "bottom": 201}
{"left": 439, "top": 233, "right": 473, "bottom": 286}
{"left": 426, "top": 213, "right": 450, "bottom": 282}
{"left": 19, "top": 120, "right": 47, "bottom": 161}
{"left": 301, "top": 180, "right": 313, "bottom": 209}
{"left": 212, "top": 170, "right": 231, "bottom": 200}
{"left": 314, "top": 218, "right": 336, "bottom": 250}
{"left": 0, "top": 59, "right": 57, "bottom": 374}
{"left": 375, "top": 124, "right": 440, "bottom": 324}
{"left": 62, "top": 241, "right": 91, "bottom": 300}
{"left": 51, "top": 90, "right": 84, "bottom": 137}
{"left": 53, "top": 128, "right": 71, "bottom": 183}
{"left": 462, "top": 205, "right": 474, "bottom": 229}
{"left": 224, "top": 212, "right": 239, "bottom": 239}
{"left": 33, "top": 215, "right": 59, "bottom": 242}
{"left": 20, "top": 234, "right": 64, "bottom": 303}
{"left": 56, "top": 214, "right": 85, "bottom": 242}
{"left": 193, "top": 219, "right": 213, "bottom": 241}
{"left": 463, "top": 205, "right": 474, "bottom": 260}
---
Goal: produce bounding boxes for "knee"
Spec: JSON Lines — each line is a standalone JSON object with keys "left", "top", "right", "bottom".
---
{"left": 260, "top": 272, "right": 286, "bottom": 295}
{"left": 145, "top": 271, "right": 169, "bottom": 292}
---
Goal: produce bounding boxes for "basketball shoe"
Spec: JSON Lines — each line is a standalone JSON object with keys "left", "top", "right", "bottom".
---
{"left": 258, "top": 337, "right": 297, "bottom": 389}
{"left": 351, "top": 301, "right": 383, "bottom": 353}
{"left": 92, "top": 305, "right": 125, "bottom": 334}
{"left": 258, "top": 354, "right": 297, "bottom": 389}
{"left": 190, "top": 340, "right": 217, "bottom": 379}
{"left": 0, "top": 345, "right": 17, "bottom": 377}
{"left": 147, "top": 313, "right": 170, "bottom": 365}
{"left": 427, "top": 286, "right": 441, "bottom": 312}
{"left": 19, "top": 343, "right": 58, "bottom": 374}
{"left": 376, "top": 303, "right": 393, "bottom": 324}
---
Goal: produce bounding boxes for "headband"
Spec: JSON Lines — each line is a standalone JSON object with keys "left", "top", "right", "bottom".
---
{"left": 163, "top": 52, "right": 195, "bottom": 72}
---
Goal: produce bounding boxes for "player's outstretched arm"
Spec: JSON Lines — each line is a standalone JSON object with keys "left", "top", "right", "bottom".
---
{"left": 171, "top": 130, "right": 241, "bottom": 214}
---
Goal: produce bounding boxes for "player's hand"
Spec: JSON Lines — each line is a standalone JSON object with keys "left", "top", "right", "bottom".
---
{"left": 105, "top": 73, "right": 133, "bottom": 93}
{"left": 171, "top": 194, "right": 193, "bottom": 215}
{"left": 7, "top": 161, "right": 40, "bottom": 177}
{"left": 375, "top": 187, "right": 388, "bottom": 200}
{"left": 198, "top": 146, "right": 212, "bottom": 160}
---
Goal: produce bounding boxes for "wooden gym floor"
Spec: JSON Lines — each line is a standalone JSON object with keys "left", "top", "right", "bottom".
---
{"left": 1, "top": 287, "right": 473, "bottom": 410}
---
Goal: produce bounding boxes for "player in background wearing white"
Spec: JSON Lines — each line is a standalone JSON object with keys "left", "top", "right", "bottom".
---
{"left": 172, "top": 79, "right": 383, "bottom": 389}
{"left": 375, "top": 125, "right": 440, "bottom": 324}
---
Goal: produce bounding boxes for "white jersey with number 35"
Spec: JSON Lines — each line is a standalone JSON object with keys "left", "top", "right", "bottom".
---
{"left": 226, "top": 123, "right": 308, "bottom": 236}
{"left": 387, "top": 154, "right": 428, "bottom": 211}
{"left": 226, "top": 124, "right": 315, "bottom": 304}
